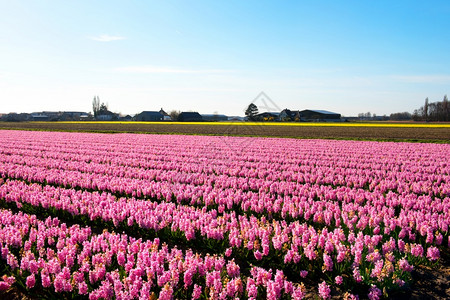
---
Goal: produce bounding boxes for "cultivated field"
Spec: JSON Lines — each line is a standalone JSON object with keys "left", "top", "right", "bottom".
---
{"left": 0, "top": 130, "right": 449, "bottom": 299}
{"left": 0, "top": 121, "right": 449, "bottom": 142}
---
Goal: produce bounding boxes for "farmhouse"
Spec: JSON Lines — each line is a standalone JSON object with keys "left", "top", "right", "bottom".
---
{"left": 119, "top": 115, "right": 133, "bottom": 121}
{"left": 178, "top": 112, "right": 203, "bottom": 122}
{"left": 60, "top": 111, "right": 90, "bottom": 121}
{"left": 135, "top": 111, "right": 164, "bottom": 121}
{"left": 159, "top": 108, "right": 172, "bottom": 121}
{"left": 30, "top": 112, "right": 49, "bottom": 121}
{"left": 97, "top": 110, "right": 118, "bottom": 121}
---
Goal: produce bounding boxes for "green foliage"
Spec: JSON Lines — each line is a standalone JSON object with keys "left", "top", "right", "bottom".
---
{"left": 245, "top": 103, "right": 259, "bottom": 121}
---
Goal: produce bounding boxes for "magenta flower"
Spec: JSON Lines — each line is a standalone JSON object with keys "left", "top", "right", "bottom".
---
{"left": 299, "top": 270, "right": 308, "bottom": 278}
{"left": 41, "top": 272, "right": 52, "bottom": 288}
{"left": 25, "top": 274, "right": 35, "bottom": 289}
{"left": 0, "top": 275, "right": 14, "bottom": 291}
{"left": 322, "top": 253, "right": 333, "bottom": 272}
{"left": 253, "top": 250, "right": 262, "bottom": 260}
{"left": 353, "top": 267, "right": 363, "bottom": 283}
{"left": 246, "top": 277, "right": 258, "bottom": 298}
{"left": 318, "top": 281, "right": 331, "bottom": 299}
{"left": 368, "top": 285, "right": 382, "bottom": 300}
{"left": 192, "top": 284, "right": 202, "bottom": 300}
{"left": 426, "top": 246, "right": 440, "bottom": 261}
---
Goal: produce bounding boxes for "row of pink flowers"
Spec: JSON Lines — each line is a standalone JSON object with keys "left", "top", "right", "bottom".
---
{"left": 0, "top": 208, "right": 307, "bottom": 299}
{"left": 0, "top": 159, "right": 448, "bottom": 239}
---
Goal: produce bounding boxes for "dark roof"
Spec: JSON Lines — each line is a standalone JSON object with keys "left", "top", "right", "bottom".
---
{"left": 302, "top": 109, "right": 340, "bottom": 115}
{"left": 180, "top": 112, "right": 202, "bottom": 116}
{"left": 98, "top": 110, "right": 116, "bottom": 116}
{"left": 159, "top": 108, "right": 169, "bottom": 116}
{"left": 135, "top": 111, "right": 164, "bottom": 121}
{"left": 178, "top": 112, "right": 203, "bottom": 121}
{"left": 139, "top": 111, "right": 163, "bottom": 115}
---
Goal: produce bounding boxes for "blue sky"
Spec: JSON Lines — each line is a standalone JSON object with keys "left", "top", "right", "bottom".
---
{"left": 1, "top": 1, "right": 449, "bottom": 116}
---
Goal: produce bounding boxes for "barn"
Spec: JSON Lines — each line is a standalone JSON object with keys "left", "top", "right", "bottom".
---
{"left": 135, "top": 111, "right": 164, "bottom": 121}
{"left": 299, "top": 109, "right": 341, "bottom": 121}
{"left": 178, "top": 112, "right": 203, "bottom": 122}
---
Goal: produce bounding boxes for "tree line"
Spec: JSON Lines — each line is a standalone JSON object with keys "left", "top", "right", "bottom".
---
{"left": 412, "top": 95, "right": 449, "bottom": 122}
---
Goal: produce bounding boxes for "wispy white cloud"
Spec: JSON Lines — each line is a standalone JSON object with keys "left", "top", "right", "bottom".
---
{"left": 114, "top": 66, "right": 232, "bottom": 74}
{"left": 390, "top": 74, "right": 450, "bottom": 84}
{"left": 89, "top": 34, "right": 125, "bottom": 42}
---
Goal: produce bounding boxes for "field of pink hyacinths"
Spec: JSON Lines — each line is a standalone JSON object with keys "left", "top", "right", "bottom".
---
{"left": 0, "top": 130, "right": 448, "bottom": 299}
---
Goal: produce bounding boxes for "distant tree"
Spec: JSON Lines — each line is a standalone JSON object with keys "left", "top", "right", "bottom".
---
{"left": 92, "top": 96, "right": 110, "bottom": 119}
{"left": 390, "top": 112, "right": 412, "bottom": 121}
{"left": 99, "top": 102, "right": 108, "bottom": 114}
{"left": 411, "top": 95, "right": 450, "bottom": 122}
{"left": 169, "top": 110, "right": 181, "bottom": 121}
{"left": 245, "top": 103, "right": 259, "bottom": 121}
{"left": 92, "top": 96, "right": 100, "bottom": 118}
{"left": 412, "top": 108, "right": 423, "bottom": 121}
{"left": 443, "top": 95, "right": 449, "bottom": 121}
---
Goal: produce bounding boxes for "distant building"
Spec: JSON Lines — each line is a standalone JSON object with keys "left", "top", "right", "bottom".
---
{"left": 201, "top": 114, "right": 228, "bottom": 121}
{"left": 30, "top": 112, "right": 49, "bottom": 121}
{"left": 178, "top": 112, "right": 203, "bottom": 122}
{"left": 280, "top": 109, "right": 301, "bottom": 121}
{"left": 119, "top": 115, "right": 133, "bottom": 121}
{"left": 42, "top": 111, "right": 63, "bottom": 121}
{"left": 255, "top": 112, "right": 280, "bottom": 121}
{"left": 79, "top": 113, "right": 93, "bottom": 121}
{"left": 135, "top": 111, "right": 164, "bottom": 121}
{"left": 299, "top": 109, "right": 341, "bottom": 121}
{"left": 60, "top": 111, "right": 89, "bottom": 121}
{"left": 97, "top": 110, "right": 118, "bottom": 121}
{"left": 159, "top": 108, "right": 172, "bottom": 121}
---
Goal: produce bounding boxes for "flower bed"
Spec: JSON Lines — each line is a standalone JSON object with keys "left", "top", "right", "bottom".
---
{"left": 0, "top": 130, "right": 449, "bottom": 299}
